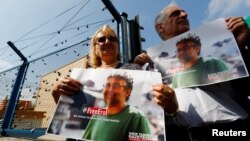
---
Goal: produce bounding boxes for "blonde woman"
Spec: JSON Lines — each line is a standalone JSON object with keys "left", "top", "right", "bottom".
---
{"left": 52, "top": 25, "right": 141, "bottom": 102}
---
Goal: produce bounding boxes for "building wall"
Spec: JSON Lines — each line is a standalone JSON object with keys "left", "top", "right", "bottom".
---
{"left": 12, "top": 118, "right": 43, "bottom": 129}
{"left": 0, "top": 109, "right": 45, "bottom": 129}
{"left": 0, "top": 99, "right": 32, "bottom": 111}
{"left": 0, "top": 98, "right": 8, "bottom": 110}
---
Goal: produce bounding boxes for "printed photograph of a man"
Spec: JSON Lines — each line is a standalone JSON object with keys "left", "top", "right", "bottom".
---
{"left": 147, "top": 19, "right": 249, "bottom": 89}
{"left": 172, "top": 33, "right": 229, "bottom": 88}
{"left": 83, "top": 73, "right": 151, "bottom": 141}
{"left": 47, "top": 69, "right": 164, "bottom": 141}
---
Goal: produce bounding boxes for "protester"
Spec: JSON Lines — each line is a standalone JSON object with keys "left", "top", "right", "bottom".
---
{"left": 49, "top": 24, "right": 146, "bottom": 141}
{"left": 52, "top": 24, "right": 141, "bottom": 103}
{"left": 135, "top": 2, "right": 250, "bottom": 140}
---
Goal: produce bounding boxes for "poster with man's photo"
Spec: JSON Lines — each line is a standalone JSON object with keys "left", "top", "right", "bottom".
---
{"left": 147, "top": 18, "right": 249, "bottom": 89}
{"left": 47, "top": 68, "right": 165, "bottom": 141}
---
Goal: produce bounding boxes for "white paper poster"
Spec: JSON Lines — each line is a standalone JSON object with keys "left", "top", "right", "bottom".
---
{"left": 47, "top": 68, "right": 165, "bottom": 141}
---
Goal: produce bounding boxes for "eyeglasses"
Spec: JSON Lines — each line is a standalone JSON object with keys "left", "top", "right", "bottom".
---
{"left": 103, "top": 83, "right": 126, "bottom": 89}
{"left": 96, "top": 36, "right": 118, "bottom": 44}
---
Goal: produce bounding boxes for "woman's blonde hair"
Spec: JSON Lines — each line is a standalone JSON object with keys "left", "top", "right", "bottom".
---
{"left": 88, "top": 24, "right": 119, "bottom": 67}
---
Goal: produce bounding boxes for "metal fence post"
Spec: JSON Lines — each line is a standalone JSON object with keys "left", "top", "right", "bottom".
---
{"left": 102, "top": 0, "right": 130, "bottom": 63}
{"left": 1, "top": 41, "right": 29, "bottom": 135}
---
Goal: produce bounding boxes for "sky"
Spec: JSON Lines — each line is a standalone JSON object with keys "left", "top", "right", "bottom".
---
{"left": 0, "top": 0, "right": 250, "bottom": 72}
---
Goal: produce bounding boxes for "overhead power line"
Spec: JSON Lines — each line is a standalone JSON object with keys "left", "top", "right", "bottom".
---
{"left": 14, "top": 0, "right": 88, "bottom": 43}
{"left": 28, "top": 0, "right": 90, "bottom": 57}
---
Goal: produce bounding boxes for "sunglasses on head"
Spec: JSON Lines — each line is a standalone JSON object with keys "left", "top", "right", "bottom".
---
{"left": 96, "top": 36, "right": 118, "bottom": 43}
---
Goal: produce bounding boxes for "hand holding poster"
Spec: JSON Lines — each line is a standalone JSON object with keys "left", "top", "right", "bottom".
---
{"left": 147, "top": 18, "right": 249, "bottom": 89}
{"left": 47, "top": 68, "right": 165, "bottom": 141}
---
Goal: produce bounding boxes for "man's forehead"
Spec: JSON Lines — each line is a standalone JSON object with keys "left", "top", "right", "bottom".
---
{"left": 165, "top": 5, "right": 182, "bottom": 15}
{"left": 107, "top": 77, "right": 124, "bottom": 82}
{"left": 107, "top": 78, "right": 127, "bottom": 86}
{"left": 178, "top": 41, "right": 193, "bottom": 45}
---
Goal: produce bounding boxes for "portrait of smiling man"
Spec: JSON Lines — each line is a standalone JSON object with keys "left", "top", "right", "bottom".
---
{"left": 82, "top": 73, "right": 152, "bottom": 141}
{"left": 172, "top": 33, "right": 229, "bottom": 88}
